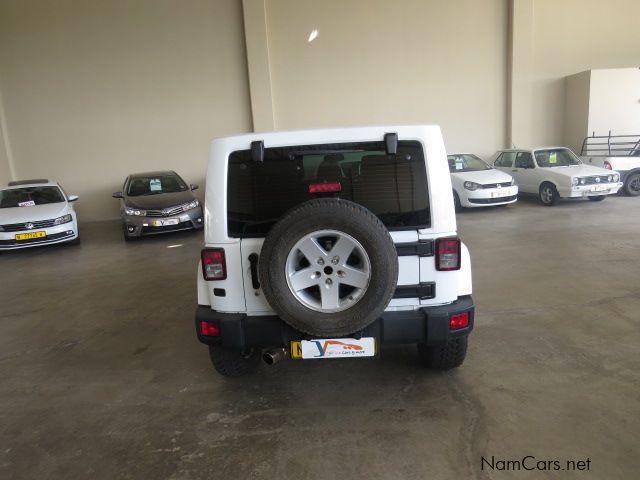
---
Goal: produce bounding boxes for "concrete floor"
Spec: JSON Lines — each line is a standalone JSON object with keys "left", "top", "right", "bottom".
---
{"left": 1, "top": 195, "right": 639, "bottom": 480}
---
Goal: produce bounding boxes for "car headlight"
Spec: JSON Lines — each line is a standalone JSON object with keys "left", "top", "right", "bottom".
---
{"left": 53, "top": 214, "right": 73, "bottom": 225}
{"left": 186, "top": 199, "right": 200, "bottom": 210}
{"left": 579, "top": 178, "right": 586, "bottom": 185}
{"left": 463, "top": 181, "right": 480, "bottom": 191}
{"left": 510, "top": 178, "right": 516, "bottom": 186}
{"left": 607, "top": 175, "right": 613, "bottom": 182}
{"left": 125, "top": 207, "right": 146, "bottom": 216}
{"left": 613, "top": 174, "right": 619, "bottom": 182}
{"left": 571, "top": 177, "right": 579, "bottom": 186}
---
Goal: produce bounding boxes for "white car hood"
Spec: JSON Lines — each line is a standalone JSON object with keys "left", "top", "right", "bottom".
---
{"left": 0, "top": 202, "right": 69, "bottom": 224}
{"left": 451, "top": 168, "right": 513, "bottom": 184}
{"left": 542, "top": 164, "right": 614, "bottom": 178}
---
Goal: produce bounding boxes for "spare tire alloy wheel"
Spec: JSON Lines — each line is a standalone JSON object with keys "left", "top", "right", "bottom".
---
{"left": 259, "top": 199, "right": 398, "bottom": 337}
{"left": 286, "top": 230, "right": 371, "bottom": 313}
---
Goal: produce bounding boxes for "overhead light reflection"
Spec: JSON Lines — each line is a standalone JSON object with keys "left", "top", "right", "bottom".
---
{"left": 167, "top": 244, "right": 183, "bottom": 249}
{"left": 308, "top": 29, "right": 319, "bottom": 43}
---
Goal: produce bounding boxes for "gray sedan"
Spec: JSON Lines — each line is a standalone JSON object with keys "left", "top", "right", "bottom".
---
{"left": 112, "top": 171, "right": 204, "bottom": 241}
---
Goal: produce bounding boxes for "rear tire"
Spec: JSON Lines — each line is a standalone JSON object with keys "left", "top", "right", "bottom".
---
{"left": 418, "top": 337, "right": 468, "bottom": 370}
{"left": 588, "top": 195, "right": 606, "bottom": 202}
{"left": 623, "top": 172, "right": 640, "bottom": 196}
{"left": 208, "top": 346, "right": 261, "bottom": 377}
{"left": 539, "top": 183, "right": 559, "bottom": 206}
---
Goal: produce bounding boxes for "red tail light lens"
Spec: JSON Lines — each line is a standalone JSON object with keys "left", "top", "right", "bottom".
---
{"left": 200, "top": 321, "right": 220, "bottom": 337}
{"left": 309, "top": 181, "right": 342, "bottom": 193}
{"left": 450, "top": 312, "right": 469, "bottom": 330}
{"left": 435, "top": 237, "right": 461, "bottom": 271}
{"left": 201, "top": 248, "right": 227, "bottom": 280}
{"left": 604, "top": 161, "right": 612, "bottom": 170}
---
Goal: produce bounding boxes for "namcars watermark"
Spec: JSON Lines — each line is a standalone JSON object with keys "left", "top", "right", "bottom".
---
{"left": 481, "top": 456, "right": 591, "bottom": 472}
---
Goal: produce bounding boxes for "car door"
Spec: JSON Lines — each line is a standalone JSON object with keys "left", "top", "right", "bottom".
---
{"left": 511, "top": 151, "right": 536, "bottom": 193}
{"left": 494, "top": 152, "right": 516, "bottom": 175}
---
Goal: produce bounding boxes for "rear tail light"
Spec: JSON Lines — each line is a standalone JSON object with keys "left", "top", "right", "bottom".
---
{"left": 201, "top": 248, "right": 227, "bottom": 280}
{"left": 309, "top": 181, "right": 342, "bottom": 193}
{"left": 604, "top": 161, "right": 612, "bottom": 170}
{"left": 200, "top": 321, "right": 220, "bottom": 337}
{"left": 435, "top": 237, "right": 461, "bottom": 271}
{"left": 450, "top": 312, "right": 469, "bottom": 330}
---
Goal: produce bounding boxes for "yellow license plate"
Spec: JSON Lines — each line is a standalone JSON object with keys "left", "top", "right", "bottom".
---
{"left": 15, "top": 231, "right": 46, "bottom": 241}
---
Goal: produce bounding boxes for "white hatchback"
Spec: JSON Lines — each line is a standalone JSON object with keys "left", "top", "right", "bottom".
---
{"left": 448, "top": 153, "right": 518, "bottom": 209}
{"left": 493, "top": 147, "right": 622, "bottom": 206}
{"left": 0, "top": 179, "right": 80, "bottom": 250}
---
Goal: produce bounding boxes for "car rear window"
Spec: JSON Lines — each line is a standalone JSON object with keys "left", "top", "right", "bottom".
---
{"left": 0, "top": 186, "right": 65, "bottom": 208}
{"left": 227, "top": 140, "right": 430, "bottom": 237}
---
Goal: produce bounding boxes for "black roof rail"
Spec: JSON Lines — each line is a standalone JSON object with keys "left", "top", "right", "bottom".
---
{"left": 7, "top": 179, "right": 49, "bottom": 186}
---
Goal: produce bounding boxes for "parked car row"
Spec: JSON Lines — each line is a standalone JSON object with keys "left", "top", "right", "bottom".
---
{"left": 449, "top": 146, "right": 624, "bottom": 209}
{"left": 0, "top": 143, "right": 633, "bottom": 252}
{"left": 0, "top": 171, "right": 203, "bottom": 251}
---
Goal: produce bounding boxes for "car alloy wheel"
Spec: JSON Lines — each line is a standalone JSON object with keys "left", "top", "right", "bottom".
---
{"left": 285, "top": 229, "right": 371, "bottom": 313}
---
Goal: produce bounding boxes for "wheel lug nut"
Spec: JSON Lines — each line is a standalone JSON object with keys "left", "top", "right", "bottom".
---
{"left": 317, "top": 258, "right": 325, "bottom": 265}
{"left": 331, "top": 256, "right": 339, "bottom": 265}
{"left": 325, "top": 278, "right": 333, "bottom": 286}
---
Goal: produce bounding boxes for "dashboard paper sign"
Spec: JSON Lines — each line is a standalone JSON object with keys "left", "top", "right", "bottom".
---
{"left": 18, "top": 200, "right": 36, "bottom": 207}
{"left": 149, "top": 179, "right": 162, "bottom": 192}
{"left": 549, "top": 152, "right": 557, "bottom": 164}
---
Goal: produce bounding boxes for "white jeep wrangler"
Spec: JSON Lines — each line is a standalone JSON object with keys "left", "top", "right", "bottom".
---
{"left": 195, "top": 125, "right": 474, "bottom": 377}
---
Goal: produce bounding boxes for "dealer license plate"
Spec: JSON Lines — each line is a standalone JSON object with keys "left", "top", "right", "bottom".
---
{"left": 152, "top": 219, "right": 180, "bottom": 227}
{"left": 491, "top": 190, "right": 509, "bottom": 198}
{"left": 291, "top": 337, "right": 376, "bottom": 359}
{"left": 15, "top": 231, "right": 46, "bottom": 241}
{"left": 591, "top": 185, "right": 607, "bottom": 192}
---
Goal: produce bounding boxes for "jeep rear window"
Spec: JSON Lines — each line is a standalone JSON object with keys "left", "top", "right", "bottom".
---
{"left": 227, "top": 140, "right": 430, "bottom": 237}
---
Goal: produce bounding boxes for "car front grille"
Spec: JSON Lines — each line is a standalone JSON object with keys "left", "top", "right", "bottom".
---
{"left": 480, "top": 182, "right": 512, "bottom": 189}
{"left": 1, "top": 218, "right": 57, "bottom": 232}
{"left": 468, "top": 195, "right": 518, "bottom": 204}
{"left": 144, "top": 203, "right": 192, "bottom": 217}
{"left": 583, "top": 175, "right": 612, "bottom": 185}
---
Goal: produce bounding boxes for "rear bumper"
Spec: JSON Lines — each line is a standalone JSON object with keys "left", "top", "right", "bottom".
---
{"left": 195, "top": 295, "right": 474, "bottom": 350}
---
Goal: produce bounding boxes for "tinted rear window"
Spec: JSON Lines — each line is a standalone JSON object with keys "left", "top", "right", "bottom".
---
{"left": 227, "top": 140, "right": 430, "bottom": 237}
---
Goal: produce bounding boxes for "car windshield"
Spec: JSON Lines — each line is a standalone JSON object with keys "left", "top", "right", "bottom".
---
{"left": 0, "top": 186, "right": 65, "bottom": 208}
{"left": 126, "top": 174, "right": 188, "bottom": 196}
{"left": 535, "top": 148, "right": 581, "bottom": 167}
{"left": 447, "top": 154, "right": 492, "bottom": 173}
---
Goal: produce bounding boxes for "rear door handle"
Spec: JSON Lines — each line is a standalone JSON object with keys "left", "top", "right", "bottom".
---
{"left": 248, "top": 253, "right": 260, "bottom": 289}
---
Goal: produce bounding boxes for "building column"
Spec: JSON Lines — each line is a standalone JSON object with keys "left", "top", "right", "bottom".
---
{"left": 242, "top": 0, "right": 276, "bottom": 132}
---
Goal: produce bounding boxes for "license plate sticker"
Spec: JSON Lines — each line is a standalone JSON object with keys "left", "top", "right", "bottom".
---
{"left": 15, "top": 231, "right": 46, "bottom": 241}
{"left": 152, "top": 219, "right": 180, "bottom": 227}
{"left": 291, "top": 337, "right": 376, "bottom": 359}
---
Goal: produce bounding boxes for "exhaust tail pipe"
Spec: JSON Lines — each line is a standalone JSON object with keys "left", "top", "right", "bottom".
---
{"left": 263, "top": 348, "right": 287, "bottom": 365}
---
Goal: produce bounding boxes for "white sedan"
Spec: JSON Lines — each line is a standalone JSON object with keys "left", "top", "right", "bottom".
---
{"left": 448, "top": 153, "right": 518, "bottom": 209}
{"left": 0, "top": 179, "right": 80, "bottom": 250}
{"left": 493, "top": 147, "right": 622, "bottom": 206}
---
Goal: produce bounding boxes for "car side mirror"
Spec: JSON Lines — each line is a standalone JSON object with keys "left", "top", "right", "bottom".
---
{"left": 190, "top": 184, "right": 199, "bottom": 191}
{"left": 112, "top": 191, "right": 124, "bottom": 199}
{"left": 68, "top": 195, "right": 79, "bottom": 202}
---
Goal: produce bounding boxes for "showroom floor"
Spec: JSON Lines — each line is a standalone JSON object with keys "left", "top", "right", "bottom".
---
{"left": 1, "top": 195, "right": 639, "bottom": 479}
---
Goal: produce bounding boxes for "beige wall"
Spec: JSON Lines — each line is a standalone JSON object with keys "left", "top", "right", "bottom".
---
{"left": 2, "top": 0, "right": 640, "bottom": 219}
{"left": 264, "top": 0, "right": 508, "bottom": 158}
{"left": 0, "top": 0, "right": 252, "bottom": 220}
{"left": 511, "top": 0, "right": 640, "bottom": 148}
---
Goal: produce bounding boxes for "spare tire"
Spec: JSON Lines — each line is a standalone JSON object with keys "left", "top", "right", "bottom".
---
{"left": 258, "top": 198, "right": 398, "bottom": 337}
